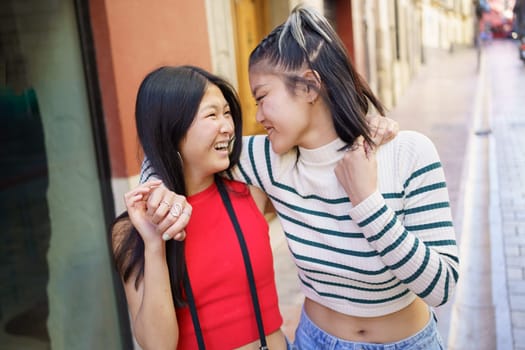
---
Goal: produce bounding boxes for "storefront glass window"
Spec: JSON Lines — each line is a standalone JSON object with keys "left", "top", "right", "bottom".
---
{"left": 0, "top": 1, "right": 123, "bottom": 348}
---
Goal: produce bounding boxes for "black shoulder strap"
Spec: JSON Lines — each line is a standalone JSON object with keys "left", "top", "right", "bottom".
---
{"left": 183, "top": 179, "right": 269, "bottom": 350}
{"left": 216, "top": 179, "right": 268, "bottom": 350}
{"left": 184, "top": 270, "right": 206, "bottom": 349}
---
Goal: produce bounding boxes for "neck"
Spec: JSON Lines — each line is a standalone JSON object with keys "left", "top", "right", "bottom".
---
{"left": 184, "top": 175, "right": 215, "bottom": 196}
{"left": 300, "top": 100, "right": 338, "bottom": 149}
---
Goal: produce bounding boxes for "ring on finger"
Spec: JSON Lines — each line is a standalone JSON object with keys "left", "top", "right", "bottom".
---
{"left": 170, "top": 203, "right": 182, "bottom": 217}
{"left": 161, "top": 200, "right": 171, "bottom": 209}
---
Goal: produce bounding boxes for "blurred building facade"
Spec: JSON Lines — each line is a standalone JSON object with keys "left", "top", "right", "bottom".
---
{"left": 0, "top": 0, "right": 475, "bottom": 349}
{"left": 95, "top": 0, "right": 476, "bottom": 215}
{"left": 350, "top": 0, "right": 474, "bottom": 108}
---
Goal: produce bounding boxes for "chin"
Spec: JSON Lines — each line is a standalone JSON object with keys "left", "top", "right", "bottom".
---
{"left": 270, "top": 142, "right": 293, "bottom": 155}
{"left": 215, "top": 159, "right": 231, "bottom": 172}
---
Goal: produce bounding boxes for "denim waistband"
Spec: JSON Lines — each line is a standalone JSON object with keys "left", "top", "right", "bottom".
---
{"left": 295, "top": 306, "right": 442, "bottom": 350}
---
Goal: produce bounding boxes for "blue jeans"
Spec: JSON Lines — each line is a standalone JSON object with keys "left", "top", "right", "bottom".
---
{"left": 293, "top": 307, "right": 445, "bottom": 350}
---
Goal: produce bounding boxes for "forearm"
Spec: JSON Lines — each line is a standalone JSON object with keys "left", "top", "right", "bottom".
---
{"left": 350, "top": 190, "right": 459, "bottom": 306}
{"left": 134, "top": 246, "right": 178, "bottom": 350}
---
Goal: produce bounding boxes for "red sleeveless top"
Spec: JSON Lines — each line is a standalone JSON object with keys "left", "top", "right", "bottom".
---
{"left": 176, "top": 180, "right": 282, "bottom": 349}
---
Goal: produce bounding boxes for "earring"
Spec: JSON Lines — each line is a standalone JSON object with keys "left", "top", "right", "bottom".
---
{"left": 228, "top": 136, "right": 236, "bottom": 154}
{"left": 177, "top": 151, "right": 183, "bottom": 164}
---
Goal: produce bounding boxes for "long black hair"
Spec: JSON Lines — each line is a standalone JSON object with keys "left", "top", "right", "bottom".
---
{"left": 249, "top": 5, "right": 385, "bottom": 148}
{"left": 112, "top": 66, "right": 243, "bottom": 306}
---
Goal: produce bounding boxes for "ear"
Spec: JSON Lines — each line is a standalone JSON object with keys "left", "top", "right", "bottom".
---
{"left": 299, "top": 69, "right": 321, "bottom": 104}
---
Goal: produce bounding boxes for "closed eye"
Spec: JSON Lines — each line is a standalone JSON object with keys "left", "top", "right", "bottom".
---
{"left": 254, "top": 95, "right": 265, "bottom": 106}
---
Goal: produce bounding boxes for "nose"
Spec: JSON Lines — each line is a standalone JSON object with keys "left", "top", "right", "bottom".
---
{"left": 255, "top": 107, "right": 264, "bottom": 124}
{"left": 220, "top": 115, "right": 234, "bottom": 134}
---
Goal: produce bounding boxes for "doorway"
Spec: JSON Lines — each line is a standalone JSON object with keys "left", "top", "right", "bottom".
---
{"left": 231, "top": 0, "right": 269, "bottom": 135}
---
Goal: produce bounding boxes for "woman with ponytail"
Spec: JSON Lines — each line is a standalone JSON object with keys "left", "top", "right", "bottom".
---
{"left": 238, "top": 6, "right": 458, "bottom": 349}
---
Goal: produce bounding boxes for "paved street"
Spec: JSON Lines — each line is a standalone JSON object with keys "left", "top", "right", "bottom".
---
{"left": 270, "top": 39, "right": 525, "bottom": 348}
{"left": 486, "top": 39, "right": 525, "bottom": 350}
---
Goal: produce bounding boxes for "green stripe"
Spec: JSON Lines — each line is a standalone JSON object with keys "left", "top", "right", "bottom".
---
{"left": 438, "top": 254, "right": 460, "bottom": 282}
{"left": 419, "top": 260, "right": 442, "bottom": 298}
{"left": 407, "top": 182, "right": 446, "bottom": 198}
{"left": 451, "top": 265, "right": 459, "bottom": 282}
{"left": 405, "top": 221, "right": 453, "bottom": 231}
{"left": 439, "top": 272, "right": 450, "bottom": 306}
{"left": 390, "top": 239, "right": 420, "bottom": 270}
{"left": 380, "top": 230, "right": 408, "bottom": 256}
{"left": 404, "top": 202, "right": 450, "bottom": 215}
{"left": 285, "top": 232, "right": 378, "bottom": 257}
{"left": 280, "top": 212, "right": 364, "bottom": 238}
{"left": 269, "top": 195, "right": 351, "bottom": 221}
{"left": 299, "top": 266, "right": 397, "bottom": 285}
{"left": 236, "top": 160, "right": 253, "bottom": 186}
{"left": 359, "top": 205, "right": 388, "bottom": 227}
{"left": 292, "top": 253, "right": 389, "bottom": 275}
{"left": 300, "top": 276, "right": 411, "bottom": 304}
{"left": 247, "top": 136, "right": 265, "bottom": 190}
{"left": 383, "top": 192, "right": 404, "bottom": 199}
{"left": 403, "top": 162, "right": 442, "bottom": 189}
{"left": 403, "top": 247, "right": 430, "bottom": 283}
{"left": 367, "top": 215, "right": 397, "bottom": 242}
{"left": 426, "top": 239, "right": 457, "bottom": 247}
{"left": 440, "top": 252, "right": 460, "bottom": 264}
{"left": 302, "top": 274, "right": 402, "bottom": 293}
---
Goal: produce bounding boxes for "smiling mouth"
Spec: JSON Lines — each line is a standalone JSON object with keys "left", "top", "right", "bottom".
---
{"left": 262, "top": 125, "right": 273, "bottom": 133}
{"left": 214, "top": 141, "right": 229, "bottom": 151}
{"left": 214, "top": 137, "right": 235, "bottom": 152}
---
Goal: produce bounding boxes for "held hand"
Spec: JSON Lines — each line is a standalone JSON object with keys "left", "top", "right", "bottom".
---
{"left": 124, "top": 180, "right": 164, "bottom": 246}
{"left": 145, "top": 183, "right": 192, "bottom": 241}
{"left": 335, "top": 136, "right": 378, "bottom": 206}
{"left": 366, "top": 114, "right": 399, "bottom": 145}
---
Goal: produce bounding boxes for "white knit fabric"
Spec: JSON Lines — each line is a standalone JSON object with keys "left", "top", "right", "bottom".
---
{"left": 228, "top": 130, "right": 458, "bottom": 317}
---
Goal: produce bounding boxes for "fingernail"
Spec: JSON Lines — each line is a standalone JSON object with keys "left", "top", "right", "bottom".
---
{"left": 162, "top": 233, "right": 170, "bottom": 241}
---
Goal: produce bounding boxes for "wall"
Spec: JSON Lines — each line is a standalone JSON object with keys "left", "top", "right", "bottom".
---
{"left": 90, "top": 0, "right": 212, "bottom": 214}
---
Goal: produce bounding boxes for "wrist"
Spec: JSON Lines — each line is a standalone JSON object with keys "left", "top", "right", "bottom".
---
{"left": 144, "top": 241, "right": 167, "bottom": 257}
{"left": 350, "top": 188, "right": 376, "bottom": 206}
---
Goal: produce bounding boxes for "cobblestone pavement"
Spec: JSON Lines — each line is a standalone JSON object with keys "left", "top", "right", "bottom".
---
{"left": 485, "top": 39, "right": 525, "bottom": 350}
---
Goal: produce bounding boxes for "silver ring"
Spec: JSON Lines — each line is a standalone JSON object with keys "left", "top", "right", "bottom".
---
{"left": 170, "top": 203, "right": 182, "bottom": 217}
{"left": 161, "top": 200, "right": 171, "bottom": 209}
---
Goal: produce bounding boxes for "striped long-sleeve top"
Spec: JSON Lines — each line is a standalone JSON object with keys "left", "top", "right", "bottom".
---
{"left": 141, "top": 130, "right": 459, "bottom": 317}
